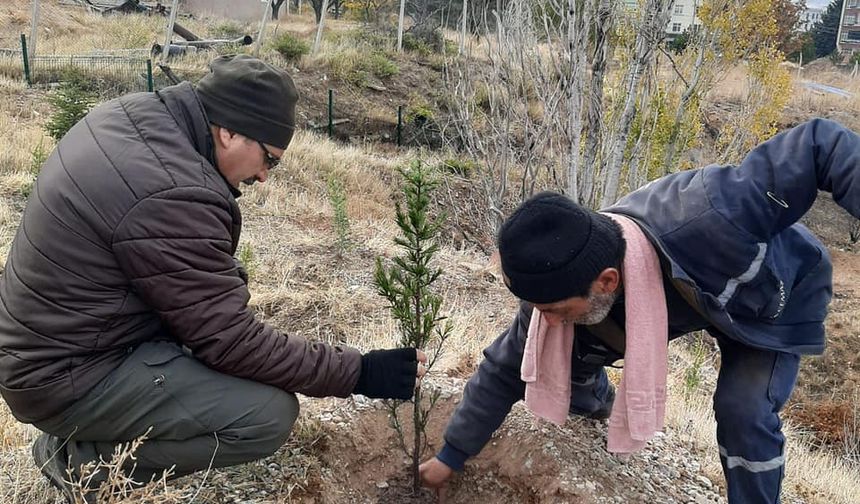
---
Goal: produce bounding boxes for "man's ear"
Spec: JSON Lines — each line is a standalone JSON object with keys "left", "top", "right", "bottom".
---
{"left": 593, "top": 268, "right": 621, "bottom": 294}
{"left": 211, "top": 125, "right": 237, "bottom": 149}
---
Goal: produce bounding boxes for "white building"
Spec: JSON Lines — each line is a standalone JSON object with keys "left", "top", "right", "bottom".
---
{"left": 621, "top": 0, "right": 702, "bottom": 37}
{"left": 799, "top": 7, "right": 823, "bottom": 32}
{"left": 666, "top": 0, "right": 702, "bottom": 37}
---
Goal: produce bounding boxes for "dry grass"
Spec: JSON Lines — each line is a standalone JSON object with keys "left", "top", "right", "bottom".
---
{"left": 0, "top": 402, "right": 55, "bottom": 503}
{"left": 706, "top": 60, "right": 860, "bottom": 131}
{"left": 0, "top": 76, "right": 53, "bottom": 268}
{"left": 235, "top": 131, "right": 511, "bottom": 359}
{"left": 787, "top": 68, "right": 860, "bottom": 131}
{"left": 0, "top": 2, "right": 858, "bottom": 502}
{"left": 666, "top": 342, "right": 860, "bottom": 504}
{"left": 706, "top": 64, "right": 751, "bottom": 105}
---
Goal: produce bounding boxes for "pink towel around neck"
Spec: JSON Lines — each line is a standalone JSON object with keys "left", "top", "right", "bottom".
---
{"left": 519, "top": 213, "right": 668, "bottom": 454}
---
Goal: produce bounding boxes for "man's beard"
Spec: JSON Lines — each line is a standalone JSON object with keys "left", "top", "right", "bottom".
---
{"left": 571, "top": 290, "right": 618, "bottom": 325}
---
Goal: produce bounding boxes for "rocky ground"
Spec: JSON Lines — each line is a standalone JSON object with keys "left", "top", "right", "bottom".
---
{"left": 164, "top": 377, "right": 731, "bottom": 504}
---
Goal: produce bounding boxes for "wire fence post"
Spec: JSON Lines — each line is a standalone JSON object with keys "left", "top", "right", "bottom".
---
{"left": 29, "top": 0, "right": 40, "bottom": 59}
{"left": 255, "top": 0, "right": 274, "bottom": 57}
{"left": 146, "top": 59, "right": 154, "bottom": 91}
{"left": 162, "top": 0, "right": 181, "bottom": 61}
{"left": 20, "top": 34, "right": 31, "bottom": 86}
{"left": 328, "top": 88, "right": 334, "bottom": 138}
{"left": 312, "top": 0, "right": 329, "bottom": 55}
{"left": 397, "top": 105, "right": 402, "bottom": 146}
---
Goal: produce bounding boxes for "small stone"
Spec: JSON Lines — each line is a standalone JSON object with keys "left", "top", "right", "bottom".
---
{"left": 696, "top": 475, "right": 712, "bottom": 489}
{"left": 376, "top": 481, "right": 389, "bottom": 489}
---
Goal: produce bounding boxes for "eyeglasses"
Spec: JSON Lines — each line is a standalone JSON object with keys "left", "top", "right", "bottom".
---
{"left": 257, "top": 141, "right": 280, "bottom": 170}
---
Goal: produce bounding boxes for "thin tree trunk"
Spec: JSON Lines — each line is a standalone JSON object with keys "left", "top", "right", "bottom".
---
{"left": 581, "top": 0, "right": 615, "bottom": 208}
{"left": 29, "top": 0, "right": 40, "bottom": 58}
{"left": 397, "top": 0, "right": 406, "bottom": 52}
{"left": 271, "top": 0, "right": 286, "bottom": 19}
{"left": 601, "top": 0, "right": 673, "bottom": 207}
{"left": 412, "top": 387, "right": 421, "bottom": 494}
{"left": 460, "top": 0, "right": 469, "bottom": 55}
{"left": 312, "top": 0, "right": 329, "bottom": 54}
{"left": 662, "top": 29, "right": 717, "bottom": 172}
{"left": 256, "top": 0, "right": 274, "bottom": 56}
{"left": 566, "top": 0, "right": 590, "bottom": 203}
{"left": 628, "top": 78, "right": 658, "bottom": 190}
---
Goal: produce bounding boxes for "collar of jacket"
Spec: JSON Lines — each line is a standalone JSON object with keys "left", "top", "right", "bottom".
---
{"left": 603, "top": 211, "right": 709, "bottom": 317}
{"left": 156, "top": 82, "right": 242, "bottom": 198}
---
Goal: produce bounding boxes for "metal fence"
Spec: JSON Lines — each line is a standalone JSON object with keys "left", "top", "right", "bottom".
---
{"left": 0, "top": 48, "right": 23, "bottom": 81}
{"left": 1, "top": 35, "right": 153, "bottom": 96}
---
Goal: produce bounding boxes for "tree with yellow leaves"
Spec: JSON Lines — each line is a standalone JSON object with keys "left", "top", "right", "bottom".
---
{"left": 698, "top": 0, "right": 792, "bottom": 162}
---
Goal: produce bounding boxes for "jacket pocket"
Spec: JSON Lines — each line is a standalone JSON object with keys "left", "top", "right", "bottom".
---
{"left": 726, "top": 267, "right": 783, "bottom": 320}
{"left": 139, "top": 342, "right": 186, "bottom": 394}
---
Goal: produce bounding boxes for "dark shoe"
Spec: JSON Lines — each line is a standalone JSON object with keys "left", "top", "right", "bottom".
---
{"left": 569, "top": 385, "right": 616, "bottom": 420}
{"left": 32, "top": 433, "right": 93, "bottom": 504}
{"left": 585, "top": 386, "right": 615, "bottom": 420}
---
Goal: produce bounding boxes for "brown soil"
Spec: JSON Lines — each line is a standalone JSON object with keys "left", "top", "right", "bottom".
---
{"left": 306, "top": 393, "right": 724, "bottom": 504}
{"left": 292, "top": 57, "right": 446, "bottom": 149}
{"left": 314, "top": 395, "right": 577, "bottom": 503}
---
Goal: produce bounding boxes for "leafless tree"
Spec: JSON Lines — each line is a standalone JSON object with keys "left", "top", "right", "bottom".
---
{"left": 271, "top": 0, "right": 287, "bottom": 19}
{"left": 661, "top": 27, "right": 719, "bottom": 173}
{"left": 442, "top": 2, "right": 580, "bottom": 233}
{"left": 600, "top": 0, "right": 674, "bottom": 207}
{"left": 580, "top": 0, "right": 616, "bottom": 207}
{"left": 442, "top": 0, "right": 706, "bottom": 235}
{"left": 563, "top": 0, "right": 591, "bottom": 204}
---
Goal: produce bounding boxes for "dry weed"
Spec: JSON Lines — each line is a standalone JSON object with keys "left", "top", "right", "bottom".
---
{"left": 666, "top": 342, "right": 860, "bottom": 504}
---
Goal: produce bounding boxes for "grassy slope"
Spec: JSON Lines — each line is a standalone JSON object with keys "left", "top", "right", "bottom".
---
{"left": 0, "top": 1, "right": 858, "bottom": 502}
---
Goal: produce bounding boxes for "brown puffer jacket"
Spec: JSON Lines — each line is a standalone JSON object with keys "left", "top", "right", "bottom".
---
{"left": 0, "top": 83, "right": 361, "bottom": 423}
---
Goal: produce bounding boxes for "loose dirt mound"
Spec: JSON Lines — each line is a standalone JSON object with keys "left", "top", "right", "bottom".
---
{"left": 304, "top": 381, "right": 725, "bottom": 504}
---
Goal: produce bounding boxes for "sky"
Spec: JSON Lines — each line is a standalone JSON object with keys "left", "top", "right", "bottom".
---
{"left": 805, "top": 0, "right": 832, "bottom": 8}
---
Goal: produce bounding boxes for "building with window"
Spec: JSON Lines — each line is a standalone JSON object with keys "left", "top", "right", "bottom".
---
{"left": 838, "top": 0, "right": 860, "bottom": 56}
{"left": 666, "top": 1, "right": 701, "bottom": 37}
{"left": 799, "top": 7, "right": 823, "bottom": 32}
{"left": 620, "top": 0, "right": 701, "bottom": 38}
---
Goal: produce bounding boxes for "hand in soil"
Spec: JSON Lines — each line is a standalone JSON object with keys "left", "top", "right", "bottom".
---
{"left": 419, "top": 457, "right": 453, "bottom": 499}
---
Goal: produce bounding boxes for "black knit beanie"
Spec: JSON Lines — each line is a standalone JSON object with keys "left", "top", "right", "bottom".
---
{"left": 497, "top": 191, "right": 625, "bottom": 303}
{"left": 197, "top": 54, "right": 298, "bottom": 149}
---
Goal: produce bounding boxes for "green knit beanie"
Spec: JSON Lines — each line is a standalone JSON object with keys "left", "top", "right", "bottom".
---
{"left": 197, "top": 54, "right": 298, "bottom": 149}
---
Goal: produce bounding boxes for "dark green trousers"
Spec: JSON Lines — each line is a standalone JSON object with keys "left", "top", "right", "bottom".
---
{"left": 35, "top": 341, "right": 299, "bottom": 484}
